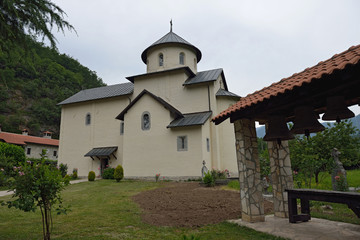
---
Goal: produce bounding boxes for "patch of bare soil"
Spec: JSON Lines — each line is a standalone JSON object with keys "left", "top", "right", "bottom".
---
{"left": 132, "top": 182, "right": 273, "bottom": 227}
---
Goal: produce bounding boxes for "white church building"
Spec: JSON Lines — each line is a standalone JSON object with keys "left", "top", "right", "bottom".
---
{"left": 58, "top": 28, "right": 240, "bottom": 178}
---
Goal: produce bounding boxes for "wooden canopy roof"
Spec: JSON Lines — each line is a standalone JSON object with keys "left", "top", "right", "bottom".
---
{"left": 213, "top": 45, "right": 360, "bottom": 125}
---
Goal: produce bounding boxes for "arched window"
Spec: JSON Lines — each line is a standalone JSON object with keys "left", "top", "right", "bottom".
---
{"left": 179, "top": 52, "right": 185, "bottom": 65}
{"left": 141, "top": 112, "right": 151, "bottom": 130}
{"left": 159, "top": 53, "right": 164, "bottom": 66}
{"left": 85, "top": 113, "right": 91, "bottom": 125}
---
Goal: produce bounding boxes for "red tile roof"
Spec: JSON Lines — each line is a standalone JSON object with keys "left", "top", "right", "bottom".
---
{"left": 213, "top": 44, "right": 360, "bottom": 124}
{"left": 0, "top": 132, "right": 59, "bottom": 146}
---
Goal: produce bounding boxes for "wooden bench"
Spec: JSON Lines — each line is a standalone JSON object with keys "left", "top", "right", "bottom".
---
{"left": 285, "top": 188, "right": 360, "bottom": 223}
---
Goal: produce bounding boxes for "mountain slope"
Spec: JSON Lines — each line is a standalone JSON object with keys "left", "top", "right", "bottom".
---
{"left": 0, "top": 38, "right": 106, "bottom": 138}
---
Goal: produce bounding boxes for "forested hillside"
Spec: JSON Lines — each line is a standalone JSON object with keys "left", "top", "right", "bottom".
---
{"left": 0, "top": 38, "right": 105, "bottom": 138}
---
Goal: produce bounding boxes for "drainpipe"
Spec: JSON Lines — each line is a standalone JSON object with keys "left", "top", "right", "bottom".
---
{"left": 207, "top": 85, "right": 211, "bottom": 111}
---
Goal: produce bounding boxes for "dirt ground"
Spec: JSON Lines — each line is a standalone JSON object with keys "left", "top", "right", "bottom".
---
{"left": 132, "top": 182, "right": 273, "bottom": 227}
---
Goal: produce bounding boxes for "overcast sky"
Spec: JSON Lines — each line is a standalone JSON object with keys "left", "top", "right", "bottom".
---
{"left": 52, "top": 0, "right": 360, "bottom": 113}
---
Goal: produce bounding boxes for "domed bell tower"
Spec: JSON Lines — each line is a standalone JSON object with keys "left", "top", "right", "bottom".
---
{"left": 141, "top": 21, "right": 202, "bottom": 74}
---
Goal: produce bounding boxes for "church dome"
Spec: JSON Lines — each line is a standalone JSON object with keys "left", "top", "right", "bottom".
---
{"left": 141, "top": 30, "right": 202, "bottom": 64}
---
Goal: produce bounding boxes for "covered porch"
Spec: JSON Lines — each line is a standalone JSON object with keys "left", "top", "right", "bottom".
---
{"left": 84, "top": 146, "right": 118, "bottom": 176}
{"left": 213, "top": 44, "right": 360, "bottom": 222}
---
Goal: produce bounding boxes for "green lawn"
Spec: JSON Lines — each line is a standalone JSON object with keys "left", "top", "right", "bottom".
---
{"left": 0, "top": 180, "right": 284, "bottom": 240}
{"left": 309, "top": 169, "right": 360, "bottom": 190}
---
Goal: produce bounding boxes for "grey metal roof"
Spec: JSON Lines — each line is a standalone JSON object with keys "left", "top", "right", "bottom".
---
{"left": 216, "top": 88, "right": 241, "bottom": 98}
{"left": 167, "top": 111, "right": 212, "bottom": 128}
{"left": 84, "top": 146, "right": 118, "bottom": 157}
{"left": 183, "top": 68, "right": 224, "bottom": 86}
{"left": 141, "top": 31, "right": 202, "bottom": 64}
{"left": 58, "top": 82, "right": 134, "bottom": 105}
{"left": 116, "top": 89, "right": 183, "bottom": 120}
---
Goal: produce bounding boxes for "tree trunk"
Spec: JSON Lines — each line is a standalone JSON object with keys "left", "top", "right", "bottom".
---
{"left": 315, "top": 171, "right": 320, "bottom": 184}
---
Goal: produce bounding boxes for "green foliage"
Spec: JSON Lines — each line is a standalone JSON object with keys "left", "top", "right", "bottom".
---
{"left": 0, "top": 142, "right": 26, "bottom": 179}
{"left": 26, "top": 157, "right": 57, "bottom": 168}
{"left": 258, "top": 138, "right": 270, "bottom": 178}
{"left": 59, "top": 163, "right": 68, "bottom": 178}
{"left": 0, "top": 142, "right": 26, "bottom": 163}
{"left": 182, "top": 234, "right": 201, "bottom": 240}
{"left": 203, "top": 171, "right": 215, "bottom": 187}
{"left": 114, "top": 165, "right": 124, "bottom": 182}
{"left": 210, "top": 169, "right": 229, "bottom": 180}
{"left": 1, "top": 158, "right": 68, "bottom": 240}
{"left": 71, "top": 168, "right": 78, "bottom": 180}
{"left": 102, "top": 168, "right": 115, "bottom": 179}
{"left": 0, "top": 169, "right": 6, "bottom": 186}
{"left": 334, "top": 174, "right": 348, "bottom": 191}
{"left": 290, "top": 121, "right": 360, "bottom": 187}
{"left": 227, "top": 180, "right": 240, "bottom": 190}
{"left": 155, "top": 173, "right": 160, "bottom": 182}
{"left": 88, "top": 171, "right": 95, "bottom": 182}
{"left": 63, "top": 174, "right": 71, "bottom": 185}
{"left": 0, "top": 37, "right": 105, "bottom": 137}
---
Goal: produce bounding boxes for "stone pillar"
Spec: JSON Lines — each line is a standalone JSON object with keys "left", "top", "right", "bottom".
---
{"left": 234, "top": 119, "right": 265, "bottom": 222}
{"left": 267, "top": 140, "right": 294, "bottom": 218}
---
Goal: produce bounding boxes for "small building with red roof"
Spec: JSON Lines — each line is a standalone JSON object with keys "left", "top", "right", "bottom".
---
{"left": 0, "top": 128, "right": 59, "bottom": 161}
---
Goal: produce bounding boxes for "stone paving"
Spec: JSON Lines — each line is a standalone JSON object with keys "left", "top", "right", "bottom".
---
{"left": 229, "top": 215, "right": 360, "bottom": 240}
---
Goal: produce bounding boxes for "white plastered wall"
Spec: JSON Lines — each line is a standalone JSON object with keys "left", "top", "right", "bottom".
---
{"left": 146, "top": 44, "right": 198, "bottom": 73}
{"left": 25, "top": 143, "right": 58, "bottom": 161}
{"left": 122, "top": 94, "right": 203, "bottom": 177}
{"left": 133, "top": 71, "right": 209, "bottom": 114}
{"left": 215, "top": 97, "right": 239, "bottom": 177}
{"left": 58, "top": 96, "right": 130, "bottom": 177}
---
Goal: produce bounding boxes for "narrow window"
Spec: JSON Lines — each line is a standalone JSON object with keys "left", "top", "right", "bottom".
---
{"left": 27, "top": 148, "right": 31, "bottom": 155}
{"left": 159, "top": 53, "right": 164, "bottom": 66}
{"left": 194, "top": 58, "right": 197, "bottom": 71}
{"left": 53, "top": 150, "right": 57, "bottom": 157}
{"left": 179, "top": 52, "right": 185, "bottom": 65}
{"left": 85, "top": 113, "right": 91, "bottom": 125}
{"left": 206, "top": 138, "right": 210, "bottom": 152}
{"left": 141, "top": 112, "right": 151, "bottom": 130}
{"left": 120, "top": 122, "right": 124, "bottom": 135}
{"left": 177, "top": 136, "right": 188, "bottom": 151}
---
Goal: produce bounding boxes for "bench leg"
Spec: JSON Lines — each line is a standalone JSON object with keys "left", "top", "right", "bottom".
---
{"left": 348, "top": 204, "right": 360, "bottom": 218}
{"left": 288, "top": 197, "right": 298, "bottom": 223}
{"left": 300, "top": 199, "right": 311, "bottom": 222}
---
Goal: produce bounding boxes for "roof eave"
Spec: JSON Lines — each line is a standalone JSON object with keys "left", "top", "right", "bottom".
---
{"left": 126, "top": 66, "right": 195, "bottom": 83}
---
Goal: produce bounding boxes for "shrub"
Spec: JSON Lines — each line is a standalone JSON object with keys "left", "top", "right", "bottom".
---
{"left": 0, "top": 169, "right": 6, "bottom": 186}
{"left": 27, "top": 158, "right": 57, "bottom": 168}
{"left": 88, "top": 171, "right": 95, "bottom": 181}
{"left": 102, "top": 167, "right": 115, "bottom": 179}
{"left": 59, "top": 163, "right": 68, "bottom": 178}
{"left": 71, "top": 168, "right": 78, "bottom": 180}
{"left": 210, "top": 169, "right": 229, "bottom": 180}
{"left": 155, "top": 173, "right": 160, "bottom": 182}
{"left": 0, "top": 142, "right": 26, "bottom": 177}
{"left": 63, "top": 174, "right": 71, "bottom": 185}
{"left": 203, "top": 171, "right": 215, "bottom": 187}
{"left": 335, "top": 174, "right": 348, "bottom": 191}
{"left": 114, "top": 165, "right": 124, "bottom": 182}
